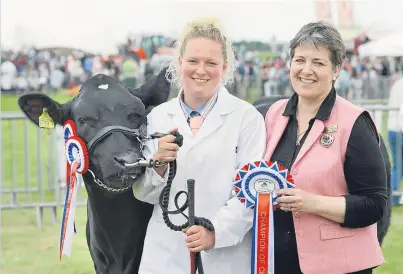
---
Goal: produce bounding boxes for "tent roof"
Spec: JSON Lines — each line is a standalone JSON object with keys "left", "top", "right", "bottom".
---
{"left": 358, "top": 31, "right": 403, "bottom": 57}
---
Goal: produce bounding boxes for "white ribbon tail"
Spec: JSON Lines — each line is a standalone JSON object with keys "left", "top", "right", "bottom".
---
{"left": 61, "top": 174, "right": 79, "bottom": 258}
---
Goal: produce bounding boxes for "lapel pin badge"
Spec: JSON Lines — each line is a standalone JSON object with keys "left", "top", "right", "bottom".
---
{"left": 325, "top": 125, "right": 338, "bottom": 134}
{"left": 320, "top": 125, "right": 337, "bottom": 147}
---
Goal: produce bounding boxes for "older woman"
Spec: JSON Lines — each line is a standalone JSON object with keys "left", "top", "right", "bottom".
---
{"left": 264, "top": 21, "right": 387, "bottom": 274}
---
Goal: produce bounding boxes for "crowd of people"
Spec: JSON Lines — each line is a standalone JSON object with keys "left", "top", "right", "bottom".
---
{"left": 0, "top": 47, "right": 138, "bottom": 93}
{"left": 235, "top": 53, "right": 402, "bottom": 100}
{"left": 2, "top": 36, "right": 401, "bottom": 103}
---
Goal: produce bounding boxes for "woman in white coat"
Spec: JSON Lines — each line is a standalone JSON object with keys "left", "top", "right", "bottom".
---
{"left": 132, "top": 17, "right": 266, "bottom": 274}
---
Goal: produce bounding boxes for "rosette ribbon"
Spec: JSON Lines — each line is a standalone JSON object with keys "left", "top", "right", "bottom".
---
{"left": 63, "top": 120, "right": 78, "bottom": 234}
{"left": 233, "top": 161, "right": 295, "bottom": 274}
{"left": 59, "top": 128, "right": 89, "bottom": 260}
{"left": 64, "top": 120, "right": 77, "bottom": 187}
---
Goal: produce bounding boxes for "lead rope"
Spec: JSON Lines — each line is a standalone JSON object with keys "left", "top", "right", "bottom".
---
{"left": 157, "top": 131, "right": 214, "bottom": 274}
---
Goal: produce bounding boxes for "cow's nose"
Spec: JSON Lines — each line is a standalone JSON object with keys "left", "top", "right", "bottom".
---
{"left": 113, "top": 156, "right": 126, "bottom": 166}
{"left": 114, "top": 155, "right": 136, "bottom": 167}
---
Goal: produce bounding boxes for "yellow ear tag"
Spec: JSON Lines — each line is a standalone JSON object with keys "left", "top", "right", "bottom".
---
{"left": 39, "top": 108, "right": 55, "bottom": 129}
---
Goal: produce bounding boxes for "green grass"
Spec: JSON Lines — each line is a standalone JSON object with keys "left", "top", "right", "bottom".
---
{"left": 1, "top": 205, "right": 402, "bottom": 273}
{"left": 1, "top": 90, "right": 70, "bottom": 112}
{"left": 1, "top": 207, "right": 93, "bottom": 274}
{"left": 1, "top": 90, "right": 402, "bottom": 273}
{"left": 376, "top": 207, "right": 403, "bottom": 274}
{"left": 258, "top": 51, "right": 275, "bottom": 62}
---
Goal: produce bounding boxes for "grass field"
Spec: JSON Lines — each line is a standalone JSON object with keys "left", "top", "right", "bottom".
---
{"left": 1, "top": 89, "right": 402, "bottom": 273}
{"left": 1, "top": 206, "right": 402, "bottom": 274}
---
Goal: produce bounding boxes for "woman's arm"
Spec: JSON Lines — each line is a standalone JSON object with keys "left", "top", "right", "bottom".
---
{"left": 132, "top": 112, "right": 169, "bottom": 204}
{"left": 311, "top": 195, "right": 346, "bottom": 223}
{"left": 208, "top": 108, "right": 267, "bottom": 250}
{"left": 340, "top": 112, "right": 388, "bottom": 228}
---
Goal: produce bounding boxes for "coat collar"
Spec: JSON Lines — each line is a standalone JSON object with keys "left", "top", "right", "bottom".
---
{"left": 165, "top": 86, "right": 234, "bottom": 147}
{"left": 166, "top": 86, "right": 234, "bottom": 116}
{"left": 266, "top": 89, "right": 341, "bottom": 167}
{"left": 282, "top": 87, "right": 336, "bottom": 121}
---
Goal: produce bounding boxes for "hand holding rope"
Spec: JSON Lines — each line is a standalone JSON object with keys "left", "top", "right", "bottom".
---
{"left": 155, "top": 131, "right": 214, "bottom": 274}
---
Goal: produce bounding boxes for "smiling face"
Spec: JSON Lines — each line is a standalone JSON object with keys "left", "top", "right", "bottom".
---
{"left": 179, "top": 37, "right": 227, "bottom": 103}
{"left": 290, "top": 44, "right": 340, "bottom": 101}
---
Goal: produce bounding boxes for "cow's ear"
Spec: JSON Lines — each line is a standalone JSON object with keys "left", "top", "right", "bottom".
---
{"left": 18, "top": 93, "right": 70, "bottom": 127}
{"left": 127, "top": 67, "right": 171, "bottom": 109}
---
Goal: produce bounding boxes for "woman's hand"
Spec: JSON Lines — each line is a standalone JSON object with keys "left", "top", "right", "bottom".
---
{"left": 152, "top": 128, "right": 179, "bottom": 176}
{"left": 153, "top": 128, "right": 180, "bottom": 163}
{"left": 184, "top": 225, "right": 215, "bottom": 252}
{"left": 276, "top": 188, "right": 318, "bottom": 213}
{"left": 276, "top": 188, "right": 347, "bottom": 223}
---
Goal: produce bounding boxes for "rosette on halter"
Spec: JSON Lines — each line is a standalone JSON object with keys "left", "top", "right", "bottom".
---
{"left": 65, "top": 136, "right": 89, "bottom": 174}
{"left": 233, "top": 161, "right": 295, "bottom": 274}
{"left": 63, "top": 120, "right": 77, "bottom": 188}
{"left": 64, "top": 120, "right": 77, "bottom": 142}
{"left": 63, "top": 121, "right": 79, "bottom": 235}
{"left": 63, "top": 121, "right": 83, "bottom": 235}
{"left": 60, "top": 121, "right": 89, "bottom": 260}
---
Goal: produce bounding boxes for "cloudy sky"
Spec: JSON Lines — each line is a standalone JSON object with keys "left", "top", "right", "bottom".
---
{"left": 2, "top": 0, "right": 403, "bottom": 54}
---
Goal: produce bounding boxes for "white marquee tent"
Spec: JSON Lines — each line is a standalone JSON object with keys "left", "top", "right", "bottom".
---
{"left": 358, "top": 31, "right": 403, "bottom": 57}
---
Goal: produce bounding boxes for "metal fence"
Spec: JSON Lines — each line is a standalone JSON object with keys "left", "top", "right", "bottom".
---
{"left": 364, "top": 105, "right": 403, "bottom": 199}
{"left": 1, "top": 112, "right": 87, "bottom": 228}
{"left": 1, "top": 104, "right": 402, "bottom": 227}
{"left": 232, "top": 75, "right": 396, "bottom": 101}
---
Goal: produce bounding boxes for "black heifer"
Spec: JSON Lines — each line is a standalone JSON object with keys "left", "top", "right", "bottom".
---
{"left": 252, "top": 96, "right": 392, "bottom": 246}
{"left": 18, "top": 69, "right": 172, "bottom": 274}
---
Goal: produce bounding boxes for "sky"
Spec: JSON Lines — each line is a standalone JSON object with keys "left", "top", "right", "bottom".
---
{"left": 1, "top": 0, "right": 403, "bottom": 54}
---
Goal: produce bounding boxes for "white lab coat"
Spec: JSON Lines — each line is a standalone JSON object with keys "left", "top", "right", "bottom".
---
{"left": 133, "top": 87, "right": 266, "bottom": 274}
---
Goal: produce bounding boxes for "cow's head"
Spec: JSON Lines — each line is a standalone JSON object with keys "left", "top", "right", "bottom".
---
{"left": 18, "top": 72, "right": 169, "bottom": 193}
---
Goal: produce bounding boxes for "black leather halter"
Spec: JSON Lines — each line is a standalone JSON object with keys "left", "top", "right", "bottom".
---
{"left": 87, "top": 124, "right": 147, "bottom": 153}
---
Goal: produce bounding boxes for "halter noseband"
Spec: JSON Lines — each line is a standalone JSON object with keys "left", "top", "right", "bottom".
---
{"left": 84, "top": 126, "right": 173, "bottom": 193}
{"left": 86, "top": 124, "right": 148, "bottom": 153}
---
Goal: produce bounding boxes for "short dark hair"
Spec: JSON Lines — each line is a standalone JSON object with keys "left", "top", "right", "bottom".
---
{"left": 289, "top": 21, "right": 346, "bottom": 68}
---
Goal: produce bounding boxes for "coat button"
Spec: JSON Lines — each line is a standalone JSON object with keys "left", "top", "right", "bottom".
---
{"left": 292, "top": 168, "right": 298, "bottom": 175}
{"left": 298, "top": 231, "right": 304, "bottom": 237}
{"left": 294, "top": 212, "right": 300, "bottom": 219}
{"left": 300, "top": 253, "right": 307, "bottom": 259}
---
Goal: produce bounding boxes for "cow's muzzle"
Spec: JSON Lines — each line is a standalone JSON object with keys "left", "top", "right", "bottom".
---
{"left": 85, "top": 126, "right": 183, "bottom": 192}
{"left": 123, "top": 131, "right": 184, "bottom": 169}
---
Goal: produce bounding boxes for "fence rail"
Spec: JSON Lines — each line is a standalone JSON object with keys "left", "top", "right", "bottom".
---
{"left": 1, "top": 103, "right": 402, "bottom": 227}
{"left": 235, "top": 75, "right": 396, "bottom": 101}
{"left": 1, "top": 113, "right": 87, "bottom": 227}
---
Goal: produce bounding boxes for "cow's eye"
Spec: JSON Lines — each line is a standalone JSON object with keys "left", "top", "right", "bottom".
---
{"left": 77, "top": 118, "right": 85, "bottom": 126}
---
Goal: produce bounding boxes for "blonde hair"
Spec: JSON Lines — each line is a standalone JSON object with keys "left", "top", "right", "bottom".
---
{"left": 166, "top": 17, "right": 237, "bottom": 90}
